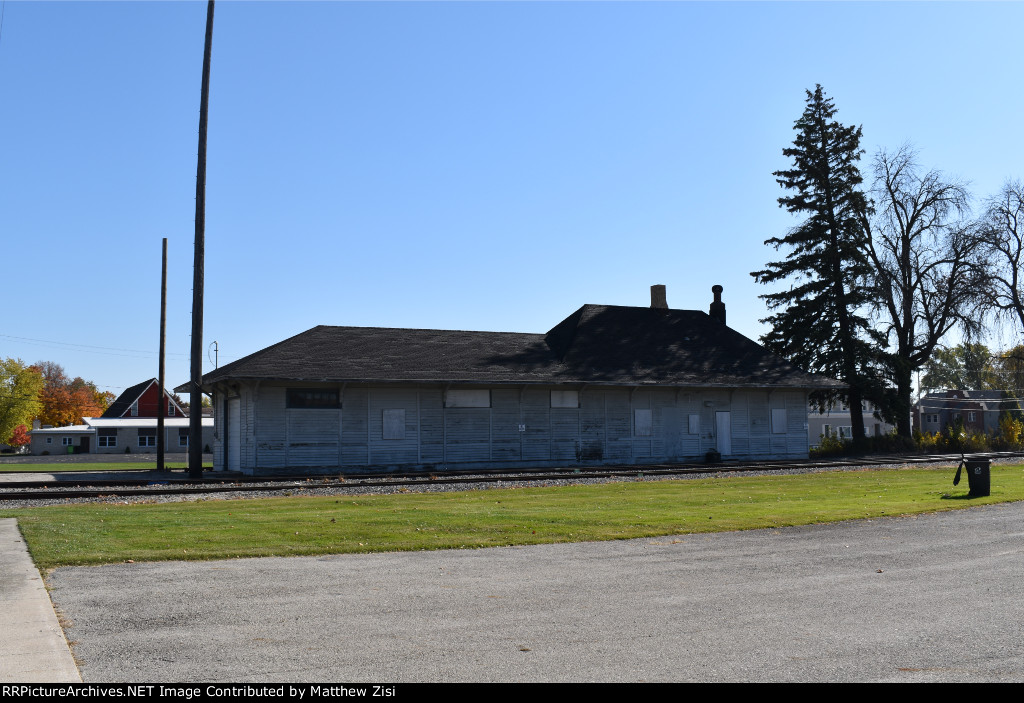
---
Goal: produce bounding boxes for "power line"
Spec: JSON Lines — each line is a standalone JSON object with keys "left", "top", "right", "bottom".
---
{"left": 1, "top": 334, "right": 187, "bottom": 359}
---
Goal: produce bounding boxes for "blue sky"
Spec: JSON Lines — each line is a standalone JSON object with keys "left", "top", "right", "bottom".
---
{"left": 1, "top": 1, "right": 1022, "bottom": 397}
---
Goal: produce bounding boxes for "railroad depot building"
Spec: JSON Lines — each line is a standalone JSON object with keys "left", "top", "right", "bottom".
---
{"left": 185, "top": 286, "right": 842, "bottom": 474}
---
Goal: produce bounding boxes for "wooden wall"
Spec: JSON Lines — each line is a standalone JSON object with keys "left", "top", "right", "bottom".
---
{"left": 213, "top": 383, "right": 810, "bottom": 473}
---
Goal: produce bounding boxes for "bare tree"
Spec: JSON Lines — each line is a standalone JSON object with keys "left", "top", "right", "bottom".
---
{"left": 979, "top": 181, "right": 1024, "bottom": 333}
{"left": 863, "top": 146, "right": 986, "bottom": 436}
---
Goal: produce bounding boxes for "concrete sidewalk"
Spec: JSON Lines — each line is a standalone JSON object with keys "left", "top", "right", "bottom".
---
{"left": 0, "top": 519, "right": 80, "bottom": 682}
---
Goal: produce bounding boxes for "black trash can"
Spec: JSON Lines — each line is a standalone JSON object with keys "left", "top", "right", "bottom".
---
{"left": 965, "top": 458, "right": 991, "bottom": 497}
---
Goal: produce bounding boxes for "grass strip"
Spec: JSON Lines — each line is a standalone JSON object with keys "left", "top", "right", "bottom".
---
{"left": 3, "top": 465, "right": 1022, "bottom": 570}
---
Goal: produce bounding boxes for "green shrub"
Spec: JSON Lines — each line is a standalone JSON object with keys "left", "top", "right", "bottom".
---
{"left": 810, "top": 434, "right": 849, "bottom": 457}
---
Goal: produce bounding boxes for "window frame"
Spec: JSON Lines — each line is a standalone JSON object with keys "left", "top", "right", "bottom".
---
{"left": 771, "top": 408, "right": 788, "bottom": 434}
{"left": 382, "top": 409, "right": 406, "bottom": 440}
{"left": 634, "top": 409, "right": 653, "bottom": 437}
{"left": 550, "top": 390, "right": 579, "bottom": 409}
{"left": 286, "top": 388, "right": 341, "bottom": 409}
{"left": 444, "top": 389, "right": 491, "bottom": 408}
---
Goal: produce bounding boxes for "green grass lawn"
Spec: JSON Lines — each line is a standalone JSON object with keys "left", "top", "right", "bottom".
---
{"left": 3, "top": 465, "right": 1022, "bottom": 570}
{"left": 0, "top": 462, "right": 213, "bottom": 473}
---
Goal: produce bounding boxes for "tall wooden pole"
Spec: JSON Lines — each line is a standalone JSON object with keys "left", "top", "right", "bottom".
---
{"left": 189, "top": 0, "right": 215, "bottom": 479}
{"left": 157, "top": 238, "right": 168, "bottom": 472}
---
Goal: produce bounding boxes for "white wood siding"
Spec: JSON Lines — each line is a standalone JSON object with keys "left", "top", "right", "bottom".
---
{"left": 231, "top": 382, "right": 811, "bottom": 474}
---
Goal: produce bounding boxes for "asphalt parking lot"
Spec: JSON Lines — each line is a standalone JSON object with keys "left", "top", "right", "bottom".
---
{"left": 46, "top": 501, "right": 1024, "bottom": 683}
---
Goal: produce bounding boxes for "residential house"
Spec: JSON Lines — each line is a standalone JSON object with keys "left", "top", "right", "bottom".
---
{"left": 914, "top": 390, "right": 1010, "bottom": 436}
{"left": 100, "top": 378, "right": 186, "bottom": 420}
{"left": 808, "top": 400, "right": 896, "bottom": 447}
{"left": 29, "top": 378, "right": 213, "bottom": 454}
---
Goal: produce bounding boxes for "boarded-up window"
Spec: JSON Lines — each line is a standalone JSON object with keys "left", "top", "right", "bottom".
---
{"left": 551, "top": 390, "right": 579, "bottom": 408}
{"left": 445, "top": 390, "right": 490, "bottom": 408}
{"left": 634, "top": 409, "right": 652, "bottom": 437}
{"left": 771, "top": 408, "right": 787, "bottom": 434}
{"left": 688, "top": 414, "right": 700, "bottom": 435}
{"left": 287, "top": 389, "right": 340, "bottom": 409}
{"left": 383, "top": 409, "right": 405, "bottom": 440}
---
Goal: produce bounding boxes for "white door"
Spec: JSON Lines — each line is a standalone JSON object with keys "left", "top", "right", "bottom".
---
{"left": 715, "top": 411, "right": 732, "bottom": 456}
{"left": 227, "top": 397, "right": 241, "bottom": 472}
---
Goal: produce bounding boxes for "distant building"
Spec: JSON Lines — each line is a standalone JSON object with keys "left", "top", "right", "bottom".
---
{"left": 100, "top": 378, "right": 186, "bottom": 419}
{"left": 29, "top": 378, "right": 212, "bottom": 455}
{"left": 807, "top": 400, "right": 896, "bottom": 447}
{"left": 914, "top": 390, "right": 1009, "bottom": 436}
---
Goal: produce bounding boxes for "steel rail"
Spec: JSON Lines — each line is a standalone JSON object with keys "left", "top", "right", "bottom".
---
{"left": 1, "top": 451, "right": 1020, "bottom": 502}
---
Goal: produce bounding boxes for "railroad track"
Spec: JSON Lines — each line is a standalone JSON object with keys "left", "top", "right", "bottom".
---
{"left": 1, "top": 451, "right": 1019, "bottom": 502}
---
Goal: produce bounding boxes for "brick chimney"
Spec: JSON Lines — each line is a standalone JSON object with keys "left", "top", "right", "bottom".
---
{"left": 709, "top": 285, "right": 726, "bottom": 324}
{"left": 650, "top": 284, "right": 668, "bottom": 309}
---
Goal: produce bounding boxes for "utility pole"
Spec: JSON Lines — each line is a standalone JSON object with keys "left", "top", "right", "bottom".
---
{"left": 189, "top": 0, "right": 215, "bottom": 479}
{"left": 157, "top": 238, "right": 167, "bottom": 472}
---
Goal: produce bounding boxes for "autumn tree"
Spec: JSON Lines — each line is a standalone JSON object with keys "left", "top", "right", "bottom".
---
{"left": 862, "top": 146, "right": 986, "bottom": 436}
{"left": 0, "top": 358, "right": 43, "bottom": 446}
{"left": 752, "top": 85, "right": 879, "bottom": 447}
{"left": 31, "top": 361, "right": 106, "bottom": 426}
{"left": 95, "top": 389, "right": 116, "bottom": 413}
{"left": 7, "top": 424, "right": 31, "bottom": 451}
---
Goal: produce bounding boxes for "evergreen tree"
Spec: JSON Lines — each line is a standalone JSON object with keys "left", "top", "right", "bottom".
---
{"left": 752, "top": 85, "right": 880, "bottom": 447}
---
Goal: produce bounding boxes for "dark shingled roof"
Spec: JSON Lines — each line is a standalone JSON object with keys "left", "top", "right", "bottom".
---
{"left": 103, "top": 378, "right": 186, "bottom": 418}
{"left": 102, "top": 379, "right": 158, "bottom": 418}
{"left": 185, "top": 304, "right": 842, "bottom": 391}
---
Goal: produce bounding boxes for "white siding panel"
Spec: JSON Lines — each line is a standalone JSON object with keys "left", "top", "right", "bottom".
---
{"left": 579, "top": 391, "right": 605, "bottom": 462}
{"left": 550, "top": 408, "right": 579, "bottom": 461}
{"left": 631, "top": 391, "right": 654, "bottom": 460}
{"left": 256, "top": 386, "right": 287, "bottom": 468}
{"left": 651, "top": 391, "right": 678, "bottom": 457}
{"left": 368, "top": 389, "right": 419, "bottom": 465}
{"left": 341, "top": 388, "right": 369, "bottom": 465}
{"left": 418, "top": 390, "right": 445, "bottom": 463}
{"left": 288, "top": 408, "right": 340, "bottom": 467}
{"left": 491, "top": 389, "right": 522, "bottom": 461}
{"left": 521, "top": 389, "right": 550, "bottom": 461}
{"left": 730, "top": 393, "right": 750, "bottom": 457}
{"left": 748, "top": 391, "right": 772, "bottom": 456}
{"left": 604, "top": 390, "right": 632, "bottom": 462}
{"left": 444, "top": 408, "right": 490, "bottom": 462}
